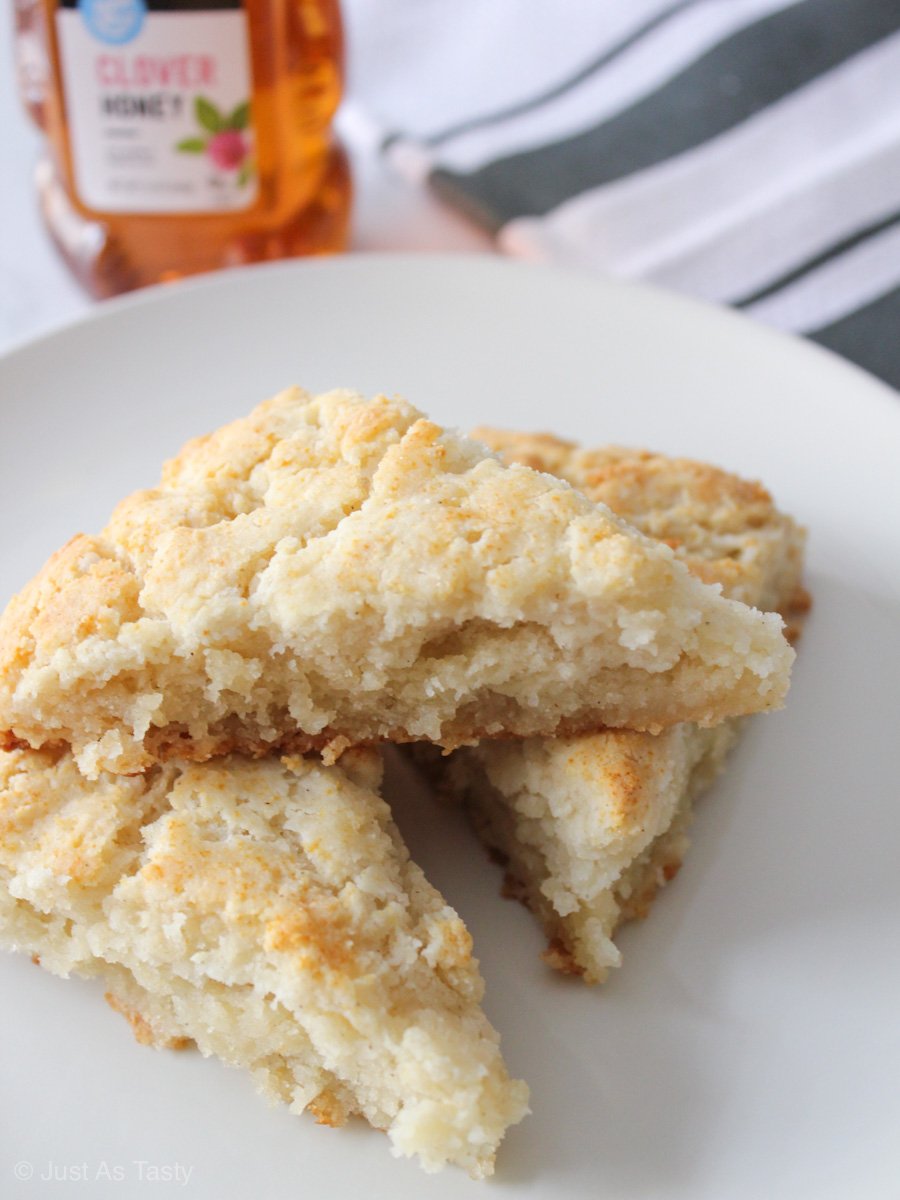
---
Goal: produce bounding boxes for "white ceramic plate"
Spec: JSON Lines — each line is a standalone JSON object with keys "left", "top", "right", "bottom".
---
{"left": 1, "top": 256, "right": 898, "bottom": 1200}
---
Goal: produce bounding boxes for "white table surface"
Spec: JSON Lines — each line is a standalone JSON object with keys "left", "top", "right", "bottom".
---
{"left": 0, "top": 18, "right": 494, "bottom": 356}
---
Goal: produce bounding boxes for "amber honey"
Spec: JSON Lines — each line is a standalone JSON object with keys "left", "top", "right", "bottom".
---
{"left": 15, "top": 0, "right": 351, "bottom": 297}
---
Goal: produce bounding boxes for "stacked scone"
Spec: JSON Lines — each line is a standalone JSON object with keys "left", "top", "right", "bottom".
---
{"left": 415, "top": 431, "right": 808, "bottom": 983}
{"left": 0, "top": 388, "right": 803, "bottom": 1175}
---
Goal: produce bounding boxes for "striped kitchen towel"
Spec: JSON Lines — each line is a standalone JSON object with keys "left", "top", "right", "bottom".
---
{"left": 342, "top": 0, "right": 900, "bottom": 389}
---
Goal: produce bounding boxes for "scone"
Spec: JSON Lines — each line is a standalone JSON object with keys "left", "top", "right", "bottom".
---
{"left": 0, "top": 387, "right": 793, "bottom": 777}
{"left": 0, "top": 747, "right": 528, "bottom": 1175}
{"left": 415, "top": 434, "right": 808, "bottom": 983}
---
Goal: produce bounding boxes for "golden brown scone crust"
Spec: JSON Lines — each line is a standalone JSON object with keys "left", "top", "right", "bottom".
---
{"left": 471, "top": 429, "right": 807, "bottom": 615}
{"left": 0, "top": 388, "right": 792, "bottom": 775}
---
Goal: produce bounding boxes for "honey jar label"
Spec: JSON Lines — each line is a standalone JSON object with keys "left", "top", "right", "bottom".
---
{"left": 56, "top": 0, "right": 258, "bottom": 214}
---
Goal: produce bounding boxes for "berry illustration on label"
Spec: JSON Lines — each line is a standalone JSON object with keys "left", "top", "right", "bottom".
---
{"left": 176, "top": 96, "right": 254, "bottom": 187}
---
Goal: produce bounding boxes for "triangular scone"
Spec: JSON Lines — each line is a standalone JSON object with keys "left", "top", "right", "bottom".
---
{"left": 0, "top": 388, "right": 793, "bottom": 777}
{"left": 414, "top": 434, "right": 808, "bottom": 983}
{"left": 0, "top": 747, "right": 528, "bottom": 1175}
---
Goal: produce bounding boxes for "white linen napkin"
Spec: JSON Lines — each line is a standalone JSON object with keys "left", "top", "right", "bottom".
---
{"left": 341, "top": 0, "right": 900, "bottom": 388}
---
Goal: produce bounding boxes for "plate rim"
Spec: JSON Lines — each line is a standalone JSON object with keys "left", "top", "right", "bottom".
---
{"left": 1, "top": 252, "right": 897, "bottom": 424}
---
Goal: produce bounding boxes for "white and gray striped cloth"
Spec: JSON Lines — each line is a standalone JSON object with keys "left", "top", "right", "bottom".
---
{"left": 342, "top": 0, "right": 900, "bottom": 388}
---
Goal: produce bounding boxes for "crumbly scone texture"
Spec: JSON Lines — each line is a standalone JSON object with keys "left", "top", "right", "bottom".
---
{"left": 0, "top": 387, "right": 792, "bottom": 776}
{"left": 418, "top": 433, "right": 808, "bottom": 982}
{"left": 416, "top": 723, "right": 736, "bottom": 983}
{"left": 0, "top": 747, "right": 528, "bottom": 1176}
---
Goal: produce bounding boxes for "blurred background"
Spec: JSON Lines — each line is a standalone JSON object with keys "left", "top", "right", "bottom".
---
{"left": 2, "top": 0, "right": 899, "bottom": 386}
